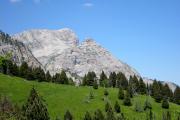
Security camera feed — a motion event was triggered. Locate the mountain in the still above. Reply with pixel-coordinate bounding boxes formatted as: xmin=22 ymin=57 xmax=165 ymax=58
xmin=13 ymin=28 xmax=140 ymax=80
xmin=0 ymin=31 xmax=41 ymax=67
xmin=11 ymin=28 xmax=178 ymax=89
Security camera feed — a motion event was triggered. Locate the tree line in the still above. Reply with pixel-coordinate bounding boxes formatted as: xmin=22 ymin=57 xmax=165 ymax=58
xmin=82 ymin=71 xmax=180 ymax=106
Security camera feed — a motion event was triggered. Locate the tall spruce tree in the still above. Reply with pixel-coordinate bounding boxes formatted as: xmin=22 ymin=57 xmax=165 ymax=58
xmin=64 ymin=110 xmax=73 ymax=120
xmin=114 ymin=101 xmax=121 ymax=113
xmin=162 ymin=97 xmax=169 ymax=109
xmin=109 ymin=72 xmax=116 ymax=87
xmin=60 ymin=70 xmax=69 ymax=84
xmin=118 ymin=87 xmax=124 ymax=100
xmin=106 ymin=106 xmax=116 ymax=120
xmin=45 ymin=71 xmax=52 ymax=82
xmin=93 ymin=109 xmax=105 ymax=120
xmin=19 ymin=62 xmax=28 ymax=78
xmin=123 ymin=91 xmax=132 ymax=106
xmin=22 ymin=87 xmax=49 ymax=120
xmin=173 ymin=86 xmax=180 ymax=105
xmin=83 ymin=111 xmax=92 ymax=120
xmin=99 ymin=71 xmax=107 ymax=87
xmin=139 ymin=78 xmax=146 ymax=94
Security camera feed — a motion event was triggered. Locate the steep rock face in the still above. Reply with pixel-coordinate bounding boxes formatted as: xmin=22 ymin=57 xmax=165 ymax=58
xmin=44 ymin=38 xmax=140 ymax=78
xmin=0 ymin=31 xmax=41 ymax=67
xmin=13 ymin=28 xmax=79 ymax=66
xmin=13 ymin=28 xmax=140 ymax=78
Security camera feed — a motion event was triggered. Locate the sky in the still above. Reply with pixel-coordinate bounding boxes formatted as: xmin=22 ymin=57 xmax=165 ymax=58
xmin=0 ymin=0 xmax=180 ymax=85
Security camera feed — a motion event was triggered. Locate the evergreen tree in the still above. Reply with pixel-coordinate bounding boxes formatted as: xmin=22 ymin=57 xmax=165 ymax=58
xmin=161 ymin=84 xmax=171 ymax=98
xmin=129 ymin=75 xmax=139 ymax=94
xmin=86 ymin=72 xmax=96 ymax=86
xmin=173 ymin=86 xmax=180 ymax=105
xmin=144 ymin=98 xmax=152 ymax=111
xmin=134 ymin=102 xmax=143 ymax=112
xmin=114 ymin=101 xmax=121 ymax=113
xmin=22 ymin=87 xmax=49 ymax=120
xmin=105 ymin=102 xmax=111 ymax=112
xmin=118 ymin=87 xmax=124 ymax=100
xmin=64 ymin=110 xmax=73 ymax=120
xmin=93 ymin=79 xmax=98 ymax=89
xmin=162 ymin=97 xmax=169 ymax=109
xmin=93 ymin=109 xmax=105 ymax=120
xmin=154 ymin=90 xmax=162 ymax=103
xmin=109 ymin=72 xmax=116 ymax=87
xmin=106 ymin=106 xmax=116 ymax=120
xmin=116 ymin=72 xmax=128 ymax=90
xmin=26 ymin=67 xmax=35 ymax=80
xmin=117 ymin=113 xmax=126 ymax=120
xmin=123 ymin=91 xmax=132 ymax=106
xmin=127 ymin=86 xmax=133 ymax=98
xmin=45 ymin=71 xmax=52 ymax=82
xmin=104 ymin=89 xmax=109 ymax=97
xmin=139 ymin=77 xmax=146 ymax=94
xmin=99 ymin=71 xmax=107 ymax=87
xmin=84 ymin=111 xmax=92 ymax=120
xmin=60 ymin=70 xmax=68 ymax=84
xmin=82 ymin=74 xmax=87 ymax=86
xmin=19 ymin=62 xmax=28 ymax=78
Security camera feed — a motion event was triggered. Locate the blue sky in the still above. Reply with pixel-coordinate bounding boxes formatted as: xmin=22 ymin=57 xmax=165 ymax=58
xmin=0 ymin=0 xmax=180 ymax=85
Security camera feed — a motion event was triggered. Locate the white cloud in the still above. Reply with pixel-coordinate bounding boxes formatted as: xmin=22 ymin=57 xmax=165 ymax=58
xmin=9 ymin=0 xmax=21 ymax=3
xmin=83 ymin=3 xmax=94 ymax=7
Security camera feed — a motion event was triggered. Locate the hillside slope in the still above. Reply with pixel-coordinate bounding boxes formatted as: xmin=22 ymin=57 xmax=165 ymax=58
xmin=0 ymin=74 xmax=179 ymax=119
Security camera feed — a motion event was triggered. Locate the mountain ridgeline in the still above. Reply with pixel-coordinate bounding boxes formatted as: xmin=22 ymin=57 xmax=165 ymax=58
xmin=0 ymin=28 xmax=178 ymax=89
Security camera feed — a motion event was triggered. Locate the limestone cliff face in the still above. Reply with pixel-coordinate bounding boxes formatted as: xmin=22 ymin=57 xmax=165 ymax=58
xmin=0 ymin=31 xmax=41 ymax=67
xmin=12 ymin=28 xmax=178 ymax=89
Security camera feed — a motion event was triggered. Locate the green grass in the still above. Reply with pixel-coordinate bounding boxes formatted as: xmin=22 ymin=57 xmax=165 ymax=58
xmin=0 ymin=73 xmax=179 ymax=120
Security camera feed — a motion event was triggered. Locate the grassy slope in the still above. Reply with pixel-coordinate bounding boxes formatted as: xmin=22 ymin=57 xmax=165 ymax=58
xmin=0 ymin=73 xmax=179 ymax=120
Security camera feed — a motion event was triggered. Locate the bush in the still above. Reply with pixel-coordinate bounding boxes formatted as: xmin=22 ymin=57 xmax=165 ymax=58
xmin=144 ymin=98 xmax=152 ymax=110
xmin=83 ymin=111 xmax=92 ymax=120
xmin=162 ymin=98 xmax=169 ymax=109
xmin=104 ymin=89 xmax=109 ymax=96
xmin=64 ymin=110 xmax=73 ymax=120
xmin=123 ymin=91 xmax=132 ymax=106
xmin=114 ymin=101 xmax=121 ymax=113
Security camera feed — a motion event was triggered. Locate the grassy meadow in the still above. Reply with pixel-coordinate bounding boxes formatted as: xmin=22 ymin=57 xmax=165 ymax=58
xmin=0 ymin=73 xmax=179 ymax=120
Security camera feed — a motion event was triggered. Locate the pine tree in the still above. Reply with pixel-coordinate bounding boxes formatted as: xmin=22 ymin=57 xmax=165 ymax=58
xmin=19 ymin=62 xmax=28 ymax=78
xmin=105 ymin=102 xmax=111 ymax=112
xmin=162 ymin=97 xmax=169 ymax=109
xmin=93 ymin=79 xmax=98 ymax=89
xmin=93 ymin=109 xmax=105 ymax=120
xmin=45 ymin=71 xmax=52 ymax=82
xmin=114 ymin=101 xmax=121 ymax=113
xmin=99 ymin=71 xmax=107 ymax=87
xmin=104 ymin=89 xmax=109 ymax=97
xmin=106 ymin=106 xmax=116 ymax=120
xmin=118 ymin=87 xmax=124 ymax=100
xmin=64 ymin=110 xmax=73 ymax=120
xmin=60 ymin=70 xmax=69 ymax=84
xmin=139 ymin=77 xmax=146 ymax=94
xmin=22 ymin=87 xmax=50 ymax=120
xmin=123 ymin=91 xmax=132 ymax=106
xmin=161 ymin=84 xmax=170 ymax=97
xmin=83 ymin=111 xmax=92 ymax=120
xmin=173 ymin=86 xmax=180 ymax=105
xmin=82 ymin=74 xmax=87 ymax=86
xmin=116 ymin=72 xmax=128 ymax=90
xmin=109 ymin=72 xmax=116 ymax=87
xmin=86 ymin=72 xmax=96 ymax=86
xmin=134 ymin=102 xmax=143 ymax=112
xmin=144 ymin=98 xmax=152 ymax=111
